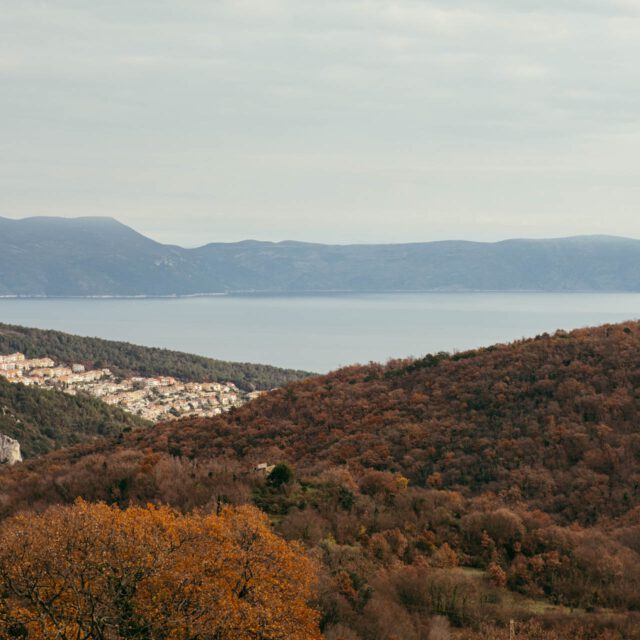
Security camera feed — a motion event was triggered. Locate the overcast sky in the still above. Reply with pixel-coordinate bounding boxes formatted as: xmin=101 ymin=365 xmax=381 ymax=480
xmin=2 ymin=1 xmax=640 ymax=245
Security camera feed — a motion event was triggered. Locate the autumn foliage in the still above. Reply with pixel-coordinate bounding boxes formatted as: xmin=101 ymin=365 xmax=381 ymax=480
xmin=0 ymin=500 xmax=321 ymax=640
xmin=5 ymin=322 xmax=640 ymax=637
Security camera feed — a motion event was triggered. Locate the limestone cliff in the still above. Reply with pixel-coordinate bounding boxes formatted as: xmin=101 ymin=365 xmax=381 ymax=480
xmin=0 ymin=433 xmax=22 ymax=465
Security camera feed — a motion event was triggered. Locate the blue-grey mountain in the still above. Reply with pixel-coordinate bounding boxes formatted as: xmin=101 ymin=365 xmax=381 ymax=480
xmin=2 ymin=216 xmax=640 ymax=296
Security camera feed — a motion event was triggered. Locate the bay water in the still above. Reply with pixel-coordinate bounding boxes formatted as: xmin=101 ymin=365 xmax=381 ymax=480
xmin=0 ymin=293 xmax=639 ymax=373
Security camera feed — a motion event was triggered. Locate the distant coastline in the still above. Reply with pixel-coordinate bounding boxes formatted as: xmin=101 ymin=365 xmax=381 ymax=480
xmin=4 ymin=216 xmax=640 ymax=297
xmin=2 ymin=289 xmax=640 ymax=300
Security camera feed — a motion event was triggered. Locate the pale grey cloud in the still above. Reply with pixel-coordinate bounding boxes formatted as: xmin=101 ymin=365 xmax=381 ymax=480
xmin=1 ymin=0 xmax=640 ymax=245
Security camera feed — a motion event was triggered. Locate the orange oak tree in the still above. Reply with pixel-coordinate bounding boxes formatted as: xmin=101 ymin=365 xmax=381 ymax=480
xmin=0 ymin=500 xmax=321 ymax=640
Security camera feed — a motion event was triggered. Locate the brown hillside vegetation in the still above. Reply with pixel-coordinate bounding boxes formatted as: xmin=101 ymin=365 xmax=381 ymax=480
xmin=3 ymin=321 xmax=640 ymax=638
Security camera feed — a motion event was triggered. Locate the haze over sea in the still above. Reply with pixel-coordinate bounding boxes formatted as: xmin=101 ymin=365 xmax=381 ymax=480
xmin=1 ymin=293 xmax=639 ymax=373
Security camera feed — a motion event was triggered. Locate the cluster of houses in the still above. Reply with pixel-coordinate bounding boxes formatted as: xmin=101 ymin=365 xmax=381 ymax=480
xmin=0 ymin=352 xmax=258 ymax=422
xmin=0 ymin=352 xmax=107 ymax=384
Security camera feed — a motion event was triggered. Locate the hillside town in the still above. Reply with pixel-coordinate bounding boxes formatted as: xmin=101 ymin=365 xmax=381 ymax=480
xmin=0 ymin=352 xmax=259 ymax=422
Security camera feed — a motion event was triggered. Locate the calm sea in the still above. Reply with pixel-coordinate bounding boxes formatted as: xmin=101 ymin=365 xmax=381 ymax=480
xmin=0 ymin=293 xmax=639 ymax=373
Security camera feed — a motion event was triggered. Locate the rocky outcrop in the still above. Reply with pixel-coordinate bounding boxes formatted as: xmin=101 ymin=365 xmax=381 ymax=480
xmin=0 ymin=433 xmax=22 ymax=465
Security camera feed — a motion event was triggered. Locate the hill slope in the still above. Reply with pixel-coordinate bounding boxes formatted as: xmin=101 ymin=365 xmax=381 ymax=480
xmin=137 ymin=320 xmax=640 ymax=523
xmin=3 ymin=216 xmax=640 ymax=294
xmin=3 ymin=322 xmax=640 ymax=638
xmin=0 ymin=216 xmax=193 ymax=296
xmin=0 ymin=376 xmax=146 ymax=457
xmin=0 ymin=323 xmax=311 ymax=390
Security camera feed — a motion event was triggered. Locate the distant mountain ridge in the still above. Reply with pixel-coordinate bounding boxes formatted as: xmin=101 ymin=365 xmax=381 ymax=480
xmin=2 ymin=215 xmax=640 ymax=295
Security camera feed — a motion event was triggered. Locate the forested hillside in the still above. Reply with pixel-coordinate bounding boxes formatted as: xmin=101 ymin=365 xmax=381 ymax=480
xmin=0 ymin=377 xmax=146 ymax=457
xmin=0 ymin=323 xmax=311 ymax=390
xmin=155 ymin=321 xmax=640 ymax=524
xmin=3 ymin=322 xmax=640 ymax=638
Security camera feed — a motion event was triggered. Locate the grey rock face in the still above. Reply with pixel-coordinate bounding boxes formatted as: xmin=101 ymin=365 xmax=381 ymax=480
xmin=0 ymin=433 xmax=22 ymax=465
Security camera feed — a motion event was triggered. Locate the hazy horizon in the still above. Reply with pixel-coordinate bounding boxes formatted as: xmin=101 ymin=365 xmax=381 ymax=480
xmin=3 ymin=2 xmax=640 ymax=246
xmin=3 ymin=213 xmax=640 ymax=247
